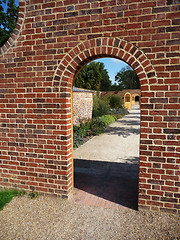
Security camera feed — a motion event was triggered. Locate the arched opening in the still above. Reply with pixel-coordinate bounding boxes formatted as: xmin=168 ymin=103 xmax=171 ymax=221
xmin=53 ymin=37 xmax=157 ymax=209
xmin=124 ymin=92 xmax=132 ymax=110
xmin=132 ymin=94 xmax=140 ymax=105
xmin=135 ymin=95 xmax=140 ymax=102
xmin=125 ymin=93 xmax=130 ymax=102
xmin=72 ymin=57 xmax=140 ymax=210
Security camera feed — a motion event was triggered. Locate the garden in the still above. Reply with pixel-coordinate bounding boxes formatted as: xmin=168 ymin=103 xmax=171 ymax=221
xmin=73 ymin=94 xmax=128 ymax=148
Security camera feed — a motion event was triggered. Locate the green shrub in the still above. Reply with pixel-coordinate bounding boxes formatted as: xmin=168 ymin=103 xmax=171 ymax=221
xmin=93 ymin=95 xmax=110 ymax=117
xmin=90 ymin=118 xmax=106 ymax=135
xmin=73 ymin=121 xmax=91 ymax=148
xmin=112 ymin=114 xmax=123 ymax=119
xmin=109 ymin=95 xmax=122 ymax=109
xmin=98 ymin=115 xmax=117 ymax=126
xmin=73 ymin=121 xmax=91 ymax=138
xmin=73 ymin=118 xmax=106 ymax=147
xmin=73 ymin=132 xmax=84 ymax=148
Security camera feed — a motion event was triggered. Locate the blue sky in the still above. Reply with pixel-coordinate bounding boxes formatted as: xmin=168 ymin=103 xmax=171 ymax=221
xmin=93 ymin=58 xmax=130 ymax=84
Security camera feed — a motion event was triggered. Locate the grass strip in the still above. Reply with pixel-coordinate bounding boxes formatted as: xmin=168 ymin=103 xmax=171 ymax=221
xmin=0 ymin=189 xmax=26 ymax=210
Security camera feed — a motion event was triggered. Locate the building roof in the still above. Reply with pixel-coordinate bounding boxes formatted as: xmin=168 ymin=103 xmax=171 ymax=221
xmin=73 ymin=86 xmax=94 ymax=93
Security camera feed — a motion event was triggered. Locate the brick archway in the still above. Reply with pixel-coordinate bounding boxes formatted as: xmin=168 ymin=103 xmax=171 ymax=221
xmin=53 ymin=37 xmax=157 ymax=88
xmin=0 ymin=0 xmax=179 ymax=214
xmin=52 ymin=36 xmax=158 ymax=208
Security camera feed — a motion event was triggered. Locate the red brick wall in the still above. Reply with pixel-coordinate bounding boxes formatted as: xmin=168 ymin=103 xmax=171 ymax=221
xmin=100 ymin=89 xmax=141 ymax=99
xmin=0 ymin=0 xmax=179 ymax=214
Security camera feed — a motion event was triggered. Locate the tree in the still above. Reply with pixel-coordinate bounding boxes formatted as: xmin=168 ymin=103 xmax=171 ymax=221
xmin=115 ymin=66 xmax=140 ymax=90
xmin=75 ymin=61 xmax=111 ymax=91
xmin=0 ymin=0 xmax=19 ymax=47
xmin=110 ymin=83 xmax=122 ymax=91
xmin=100 ymin=66 xmax=111 ymax=91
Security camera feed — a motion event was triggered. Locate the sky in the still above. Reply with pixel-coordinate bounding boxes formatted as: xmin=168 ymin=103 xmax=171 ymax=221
xmin=93 ymin=58 xmax=130 ymax=84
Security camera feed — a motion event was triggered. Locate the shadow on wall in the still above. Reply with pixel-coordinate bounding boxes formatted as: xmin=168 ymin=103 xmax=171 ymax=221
xmin=74 ymin=158 xmax=139 ymax=210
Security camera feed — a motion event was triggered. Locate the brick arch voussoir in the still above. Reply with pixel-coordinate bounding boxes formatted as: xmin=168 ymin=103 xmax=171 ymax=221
xmin=53 ymin=37 xmax=157 ymax=90
xmin=0 ymin=0 xmax=26 ymax=56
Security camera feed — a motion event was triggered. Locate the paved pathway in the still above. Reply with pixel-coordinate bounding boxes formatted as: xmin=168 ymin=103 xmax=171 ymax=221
xmin=71 ymin=105 xmax=140 ymax=210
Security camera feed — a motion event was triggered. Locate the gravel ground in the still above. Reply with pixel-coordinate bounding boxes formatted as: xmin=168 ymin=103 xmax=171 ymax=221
xmin=0 ymin=195 xmax=180 ymax=240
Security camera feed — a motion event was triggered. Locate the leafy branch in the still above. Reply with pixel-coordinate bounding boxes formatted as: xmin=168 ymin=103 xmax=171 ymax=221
xmin=0 ymin=0 xmax=19 ymax=47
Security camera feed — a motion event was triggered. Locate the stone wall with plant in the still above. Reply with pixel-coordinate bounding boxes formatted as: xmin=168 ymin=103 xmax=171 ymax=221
xmin=73 ymin=91 xmax=93 ymax=126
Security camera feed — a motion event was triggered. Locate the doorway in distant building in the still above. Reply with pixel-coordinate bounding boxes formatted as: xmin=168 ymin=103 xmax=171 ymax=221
xmin=135 ymin=95 xmax=140 ymax=103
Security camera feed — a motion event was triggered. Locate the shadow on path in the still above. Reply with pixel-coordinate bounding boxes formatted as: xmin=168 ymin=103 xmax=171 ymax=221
xmin=73 ymin=105 xmax=140 ymax=210
xmin=74 ymin=158 xmax=139 ymax=210
xmin=105 ymin=125 xmax=140 ymax=137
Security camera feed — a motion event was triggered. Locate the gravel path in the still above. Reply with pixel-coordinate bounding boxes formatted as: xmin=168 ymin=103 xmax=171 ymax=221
xmin=74 ymin=105 xmax=140 ymax=163
xmin=0 ymin=195 xmax=180 ymax=240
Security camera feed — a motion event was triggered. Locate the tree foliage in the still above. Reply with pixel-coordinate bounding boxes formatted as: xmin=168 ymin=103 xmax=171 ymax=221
xmin=100 ymin=67 xmax=111 ymax=91
xmin=115 ymin=66 xmax=140 ymax=90
xmin=0 ymin=0 xmax=19 ymax=47
xmin=75 ymin=61 xmax=111 ymax=91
